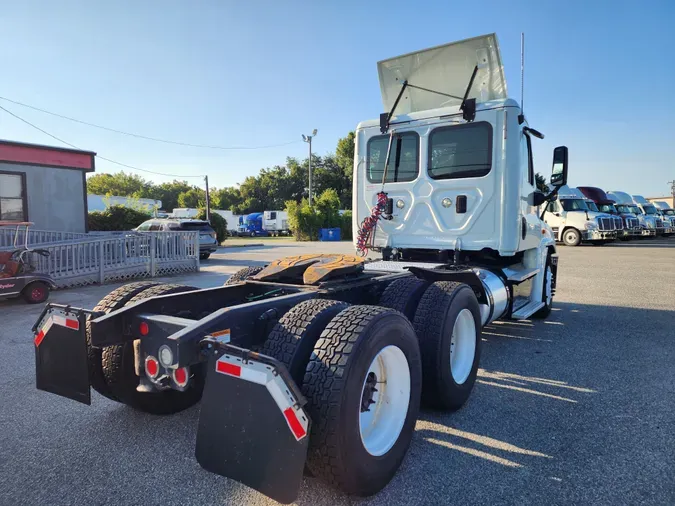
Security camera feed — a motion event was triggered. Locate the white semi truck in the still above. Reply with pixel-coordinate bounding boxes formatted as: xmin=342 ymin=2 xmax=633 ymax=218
xmin=607 ymin=191 xmax=657 ymax=237
xmin=541 ymin=186 xmax=618 ymax=246
xmin=653 ymin=201 xmax=675 ymax=234
xmin=33 ymin=34 xmax=569 ymax=504
xmin=632 ymin=195 xmax=669 ymax=236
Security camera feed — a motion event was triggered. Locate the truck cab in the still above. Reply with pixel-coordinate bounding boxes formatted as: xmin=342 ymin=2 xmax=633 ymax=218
xmin=607 ymin=191 xmax=656 ymax=238
xmin=578 ymin=186 xmax=638 ymax=241
xmin=352 ymin=33 xmax=571 ymax=320
xmin=541 ymin=186 xmax=617 ymax=246
xmin=632 ymin=195 xmax=668 ymax=236
xmin=237 ymin=212 xmax=266 ymax=237
xmin=653 ymin=201 xmax=675 ymax=233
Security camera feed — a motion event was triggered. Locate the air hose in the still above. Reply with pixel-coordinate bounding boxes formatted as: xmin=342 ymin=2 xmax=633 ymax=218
xmin=356 ymin=191 xmax=388 ymax=256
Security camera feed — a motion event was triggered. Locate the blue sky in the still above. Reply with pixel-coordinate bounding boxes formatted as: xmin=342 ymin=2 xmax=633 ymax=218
xmin=1 ymin=0 xmax=673 ymax=197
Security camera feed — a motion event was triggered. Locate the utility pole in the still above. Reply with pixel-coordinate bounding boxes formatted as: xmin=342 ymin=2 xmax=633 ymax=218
xmin=669 ymin=180 xmax=675 ymax=207
xmin=302 ymin=129 xmax=318 ymax=205
xmin=204 ymin=175 xmax=211 ymax=222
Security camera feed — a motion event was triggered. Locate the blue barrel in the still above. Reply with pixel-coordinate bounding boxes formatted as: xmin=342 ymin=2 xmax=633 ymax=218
xmin=319 ymin=228 xmax=341 ymax=241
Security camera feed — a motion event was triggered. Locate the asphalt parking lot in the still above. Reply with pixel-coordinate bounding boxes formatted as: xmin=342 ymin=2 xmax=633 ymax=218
xmin=1 ymin=239 xmax=674 ymax=506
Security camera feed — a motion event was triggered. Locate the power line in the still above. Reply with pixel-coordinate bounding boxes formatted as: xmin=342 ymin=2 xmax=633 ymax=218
xmin=0 ymin=96 xmax=302 ymax=150
xmin=0 ymin=104 xmax=203 ymax=178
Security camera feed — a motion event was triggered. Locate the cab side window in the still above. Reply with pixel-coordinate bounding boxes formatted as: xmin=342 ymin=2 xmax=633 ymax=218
xmin=547 ymin=201 xmax=560 ymax=213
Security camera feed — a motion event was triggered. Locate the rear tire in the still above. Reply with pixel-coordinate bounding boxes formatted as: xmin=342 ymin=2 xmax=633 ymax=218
xmin=200 ymin=252 xmax=211 ymax=260
xmin=22 ymin=281 xmax=50 ymax=304
xmin=224 ymin=265 xmax=265 ymax=285
xmin=101 ymin=283 xmax=204 ymax=415
xmin=378 ymin=276 xmax=430 ymax=321
xmin=261 ymin=299 xmax=349 ymax=385
xmin=87 ymin=281 xmax=161 ymax=401
xmin=302 ymin=305 xmax=422 ymax=496
xmin=562 ymin=228 xmax=581 ymax=246
xmin=413 ymin=282 xmax=482 ymax=411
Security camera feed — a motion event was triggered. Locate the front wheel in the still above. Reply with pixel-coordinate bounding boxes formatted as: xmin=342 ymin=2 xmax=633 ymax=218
xmin=562 ymin=228 xmax=581 ymax=247
xmin=200 ymin=252 xmax=211 ymax=260
xmin=533 ymin=253 xmax=554 ymax=318
xmin=303 ymin=306 xmax=422 ymax=496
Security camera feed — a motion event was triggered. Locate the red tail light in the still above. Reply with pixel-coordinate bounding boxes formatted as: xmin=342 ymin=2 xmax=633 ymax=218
xmin=145 ymin=356 xmax=159 ymax=378
xmin=173 ymin=367 xmax=189 ymax=387
xmin=139 ymin=322 xmax=150 ymax=336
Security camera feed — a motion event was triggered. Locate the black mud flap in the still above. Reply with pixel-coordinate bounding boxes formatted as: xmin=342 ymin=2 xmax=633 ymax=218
xmin=195 ymin=344 xmax=310 ymax=504
xmin=34 ymin=306 xmax=91 ymax=405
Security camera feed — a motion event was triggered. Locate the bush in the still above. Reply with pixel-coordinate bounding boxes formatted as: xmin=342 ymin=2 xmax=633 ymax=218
xmin=88 ymin=205 xmax=150 ymax=231
xmin=340 ymin=210 xmax=353 ymax=241
xmin=196 ymin=209 xmax=227 ymax=243
xmin=286 ymin=188 xmax=346 ymax=241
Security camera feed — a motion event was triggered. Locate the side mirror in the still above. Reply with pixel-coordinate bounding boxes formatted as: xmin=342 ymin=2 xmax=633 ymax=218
xmin=550 ymin=146 xmax=568 ymax=188
xmin=531 ymin=191 xmax=547 ymax=207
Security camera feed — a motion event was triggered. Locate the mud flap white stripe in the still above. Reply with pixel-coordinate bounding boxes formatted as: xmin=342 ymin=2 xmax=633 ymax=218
xmin=215 ymin=355 xmax=309 ymax=440
xmin=35 ymin=313 xmax=80 ymax=347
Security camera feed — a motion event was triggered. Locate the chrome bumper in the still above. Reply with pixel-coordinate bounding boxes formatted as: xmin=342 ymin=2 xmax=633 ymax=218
xmin=583 ymin=230 xmax=617 ymax=241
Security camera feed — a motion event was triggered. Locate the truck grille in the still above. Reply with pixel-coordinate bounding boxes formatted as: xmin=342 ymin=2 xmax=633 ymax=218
xmin=598 ymin=217 xmax=612 ymax=231
xmin=656 ymin=218 xmax=664 ymax=228
xmin=670 ymin=218 xmax=675 ymax=227
xmin=626 ymin=217 xmax=639 ymax=229
xmin=612 ymin=217 xmax=623 ymax=230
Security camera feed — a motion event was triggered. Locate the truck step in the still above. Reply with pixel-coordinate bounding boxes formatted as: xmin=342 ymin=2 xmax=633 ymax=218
xmin=511 ymin=300 xmax=545 ymax=320
xmin=364 ymin=260 xmax=445 ymax=272
xmin=502 ymin=265 xmax=538 ymax=282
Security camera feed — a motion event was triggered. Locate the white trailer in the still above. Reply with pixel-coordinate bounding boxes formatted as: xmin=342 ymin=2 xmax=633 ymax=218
xmin=263 ymin=210 xmax=289 ymax=236
xmin=171 ymin=208 xmax=199 ymax=219
xmin=212 ymin=210 xmax=242 ymax=235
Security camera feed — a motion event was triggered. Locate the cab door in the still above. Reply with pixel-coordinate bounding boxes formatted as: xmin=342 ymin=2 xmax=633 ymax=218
xmin=519 ymin=131 xmax=543 ymax=250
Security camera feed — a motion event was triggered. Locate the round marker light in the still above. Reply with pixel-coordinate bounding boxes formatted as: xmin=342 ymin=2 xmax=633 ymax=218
xmin=442 ymin=198 xmax=452 ymax=208
xmin=396 ymin=199 xmax=405 ymax=209
xmin=145 ymin=356 xmax=159 ymax=379
xmin=139 ymin=322 xmax=149 ymax=336
xmin=158 ymin=345 xmax=174 ymax=367
xmin=173 ymin=367 xmax=189 ymax=387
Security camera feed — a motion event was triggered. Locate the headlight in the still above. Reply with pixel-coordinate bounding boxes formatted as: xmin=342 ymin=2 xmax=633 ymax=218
xmin=584 ymin=221 xmax=598 ymax=230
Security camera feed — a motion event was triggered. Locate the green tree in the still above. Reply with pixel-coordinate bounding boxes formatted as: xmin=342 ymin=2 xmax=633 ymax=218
xmin=535 ymin=173 xmax=550 ymax=193
xmin=144 ymin=180 xmax=195 ymax=211
xmin=211 ymin=186 xmax=243 ymax=210
xmin=177 ymin=187 xmax=206 ymax=208
xmin=86 ymin=171 xmax=151 ymax=197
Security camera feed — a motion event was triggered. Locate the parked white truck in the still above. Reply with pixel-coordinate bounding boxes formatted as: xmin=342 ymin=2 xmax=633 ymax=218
xmin=607 ymin=191 xmax=656 ymax=237
xmin=653 ymin=201 xmax=675 ymax=234
xmin=632 ymin=195 xmax=669 ymax=236
xmin=33 ymin=33 xmax=570 ymax=504
xmin=541 ymin=186 xmax=618 ymax=246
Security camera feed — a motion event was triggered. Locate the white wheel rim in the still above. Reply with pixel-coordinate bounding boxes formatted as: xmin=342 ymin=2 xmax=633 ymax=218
xmin=565 ymin=231 xmax=576 ymax=243
xmin=450 ymin=309 xmax=476 ymax=385
xmin=544 ymin=266 xmax=553 ymax=306
xmin=359 ymin=345 xmax=411 ymax=457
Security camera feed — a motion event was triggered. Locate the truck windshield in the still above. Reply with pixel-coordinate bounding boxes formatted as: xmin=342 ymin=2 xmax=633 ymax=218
xmin=663 ymin=209 xmax=675 ymax=216
xmin=642 ymin=205 xmax=658 ymax=215
xmin=598 ymin=203 xmax=618 ymax=214
xmin=561 ymin=199 xmax=589 ymax=211
xmin=586 ymin=202 xmax=599 ymax=212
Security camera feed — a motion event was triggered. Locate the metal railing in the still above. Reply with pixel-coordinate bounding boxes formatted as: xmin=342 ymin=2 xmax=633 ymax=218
xmin=0 ymin=227 xmax=200 ymax=288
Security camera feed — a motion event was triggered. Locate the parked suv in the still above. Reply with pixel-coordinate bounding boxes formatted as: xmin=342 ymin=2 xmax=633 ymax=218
xmin=135 ymin=219 xmax=218 ymax=259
